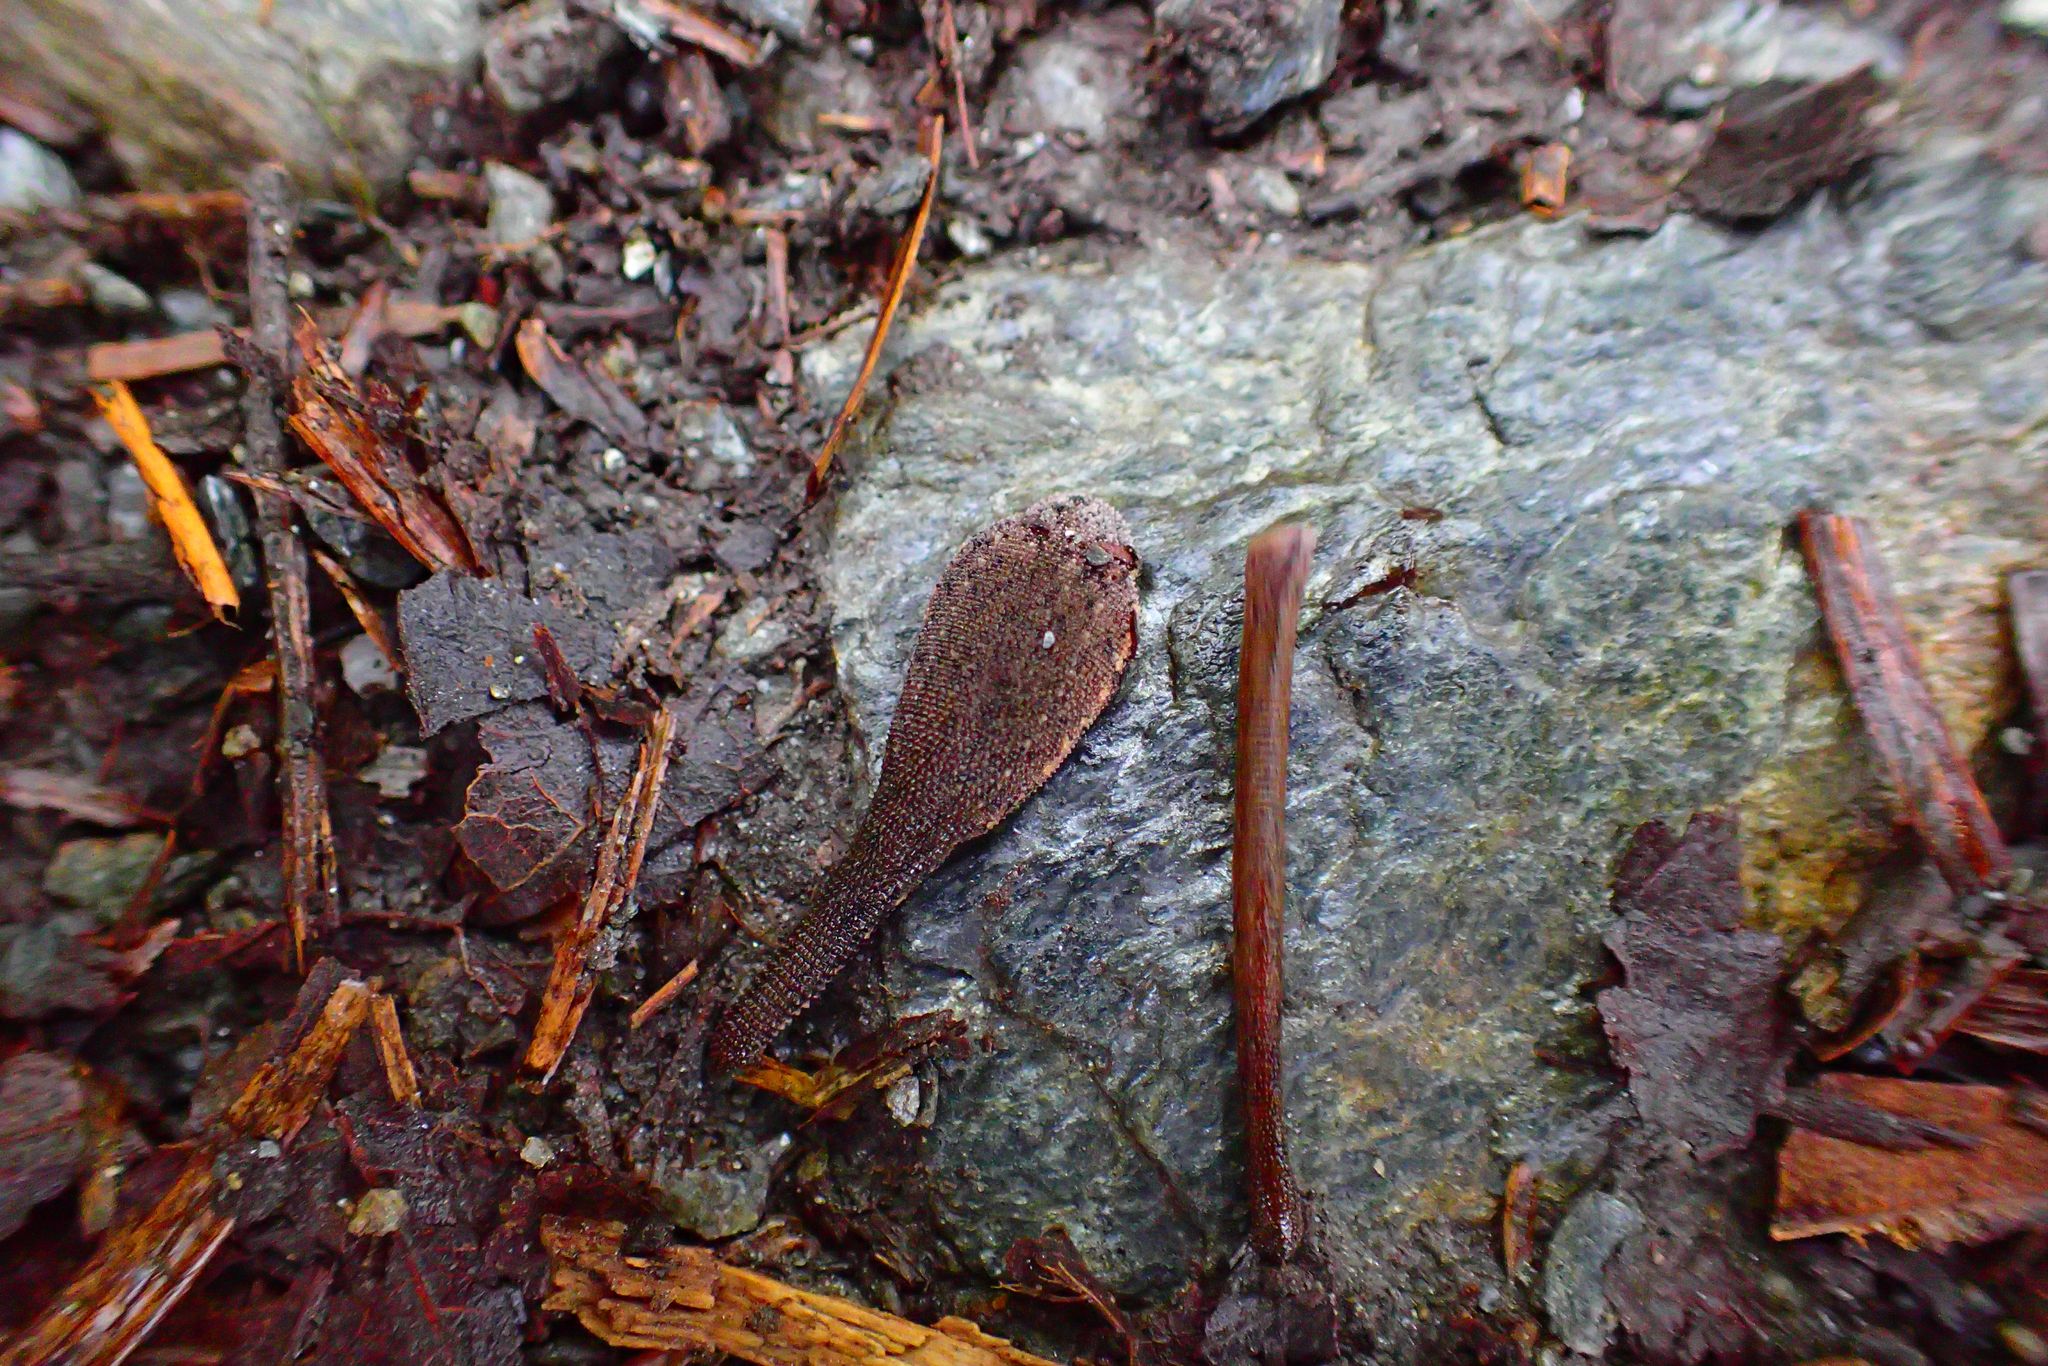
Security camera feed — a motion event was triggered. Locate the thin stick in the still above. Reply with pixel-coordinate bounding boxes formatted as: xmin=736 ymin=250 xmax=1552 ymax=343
xmin=369 ymin=992 xmax=422 ymax=1107
xmin=525 ymin=705 xmax=679 ymax=1083
xmin=805 ymin=116 xmax=944 ymax=503
xmin=630 ymin=957 xmax=700 ymax=1029
xmin=240 ymin=163 xmax=336 ymax=973
xmin=1797 ymin=511 xmax=2011 ymax=896
xmin=1232 ymin=522 xmax=1315 ymax=1264
xmin=93 ymin=381 xmax=241 ymax=622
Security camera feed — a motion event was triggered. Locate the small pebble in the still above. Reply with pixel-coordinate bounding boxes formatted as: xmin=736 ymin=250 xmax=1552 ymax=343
xmin=347 ymin=1187 xmax=407 ymax=1237
xmin=1041 ymin=630 xmax=1056 ymax=649
xmin=521 ymin=1135 xmax=557 ymax=1168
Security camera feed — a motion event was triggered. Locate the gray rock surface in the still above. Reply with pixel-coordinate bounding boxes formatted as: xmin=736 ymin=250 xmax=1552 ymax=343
xmin=802 ymin=142 xmax=2048 ymax=1310
xmin=1154 ymin=0 xmax=1341 ymax=131
xmin=0 ymin=0 xmax=479 ymax=194
xmin=0 ymin=129 xmax=78 ymax=211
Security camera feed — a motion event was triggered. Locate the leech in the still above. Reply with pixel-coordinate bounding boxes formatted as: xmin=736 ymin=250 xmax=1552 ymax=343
xmin=707 ymin=495 xmax=1141 ymax=1074
xmin=1233 ymin=522 xmax=1316 ymax=1265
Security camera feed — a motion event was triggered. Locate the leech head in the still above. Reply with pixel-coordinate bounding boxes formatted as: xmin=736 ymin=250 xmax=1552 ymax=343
xmin=706 ymin=495 xmax=1140 ymax=1075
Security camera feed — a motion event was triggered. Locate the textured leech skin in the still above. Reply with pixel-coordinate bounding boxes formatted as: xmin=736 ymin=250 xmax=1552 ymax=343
xmin=707 ymin=495 xmax=1141 ymax=1074
xmin=1233 ymin=523 xmax=1315 ymax=1265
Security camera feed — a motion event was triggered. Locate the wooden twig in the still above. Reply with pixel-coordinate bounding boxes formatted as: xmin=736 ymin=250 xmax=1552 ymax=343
xmin=93 ymin=381 xmax=241 ymax=623
xmin=543 ymin=1216 xmax=1065 ymax=1366
xmin=629 ymin=957 xmax=700 ymax=1029
xmin=239 ymin=163 xmax=336 ymax=973
xmin=804 ymin=116 xmax=944 ymax=503
xmin=524 ymin=705 xmax=679 ymax=1083
xmin=369 ymin=992 xmax=422 ymax=1107
xmin=1 ymin=966 xmax=372 ymax=1366
xmin=1798 ymin=512 xmax=2012 ymax=895
xmin=1232 ymin=523 xmax=1315 ymax=1265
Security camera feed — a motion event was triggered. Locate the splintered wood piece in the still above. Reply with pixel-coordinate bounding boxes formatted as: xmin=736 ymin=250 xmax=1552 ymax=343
xmin=1954 ymin=968 xmax=2048 ymax=1053
xmin=805 ymin=116 xmax=944 ymax=503
xmin=0 ymin=766 xmax=168 ymax=827
xmin=524 ymin=705 xmax=679 ymax=1084
xmin=93 ymin=381 xmax=241 ymax=622
xmin=310 ymin=546 xmax=401 ymax=672
xmin=706 ymin=497 xmax=1139 ymax=1072
xmin=733 ymin=1012 xmax=964 ymax=1119
xmin=1233 ymin=523 xmax=1316 ymax=1265
xmin=542 ymin=1217 xmax=1065 ymax=1366
xmin=1 ymin=968 xmax=372 ymax=1366
xmin=288 ymin=318 xmax=483 ymax=575
xmin=1772 ymin=1073 xmax=2048 ymax=1245
xmin=1797 ymin=511 xmax=2011 ymax=895
xmin=87 ymin=330 xmax=232 ymax=383
xmin=369 ymin=992 xmax=422 ymax=1107
xmin=85 ymin=301 xmax=468 ymax=383
xmin=239 ymin=164 xmax=335 ymax=973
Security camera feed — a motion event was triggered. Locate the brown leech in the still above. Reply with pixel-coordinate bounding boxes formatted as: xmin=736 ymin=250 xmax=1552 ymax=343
xmin=707 ymin=496 xmax=1140 ymax=1073
xmin=1233 ymin=522 xmax=1316 ymax=1264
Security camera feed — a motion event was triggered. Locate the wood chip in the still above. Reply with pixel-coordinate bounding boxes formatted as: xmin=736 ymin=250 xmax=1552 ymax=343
xmin=1 ymin=968 xmax=372 ymax=1366
xmin=92 ymin=380 xmax=241 ymax=623
xmin=1772 ymin=1073 xmax=2048 ymax=1245
xmin=543 ymin=1216 xmax=1065 ymax=1366
xmin=806 ymin=116 xmax=944 ymax=503
xmin=514 ymin=316 xmax=651 ymax=447
xmin=633 ymin=0 xmax=763 ymax=66
xmin=524 ymin=705 xmax=679 ymax=1083
xmin=369 ymin=992 xmax=422 ymax=1107
xmin=0 ymin=767 xmax=169 ymax=827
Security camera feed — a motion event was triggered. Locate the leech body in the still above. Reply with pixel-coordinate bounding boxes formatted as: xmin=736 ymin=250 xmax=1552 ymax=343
xmin=707 ymin=496 xmax=1140 ymax=1074
xmin=1233 ymin=523 xmax=1315 ymax=1265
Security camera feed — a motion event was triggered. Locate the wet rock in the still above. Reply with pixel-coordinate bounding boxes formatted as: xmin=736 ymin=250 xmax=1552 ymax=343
xmin=1155 ymin=0 xmax=1341 ymax=132
xmin=803 ymin=143 xmax=2048 ymax=1314
xmin=0 ymin=128 xmax=78 ymax=211
xmin=649 ymin=1133 xmax=791 ymax=1239
xmin=42 ymin=833 xmax=207 ymax=923
xmin=483 ymin=0 xmax=627 ymax=114
xmin=713 ymin=0 xmax=815 ymax=39
xmin=990 ymin=9 xmax=1149 ymax=147
xmin=0 ymin=0 xmax=480 ymax=195
xmin=752 ymin=48 xmax=882 ymax=153
xmin=1543 ymin=1192 xmax=1642 ymax=1354
xmin=485 ymin=161 xmax=555 ymax=246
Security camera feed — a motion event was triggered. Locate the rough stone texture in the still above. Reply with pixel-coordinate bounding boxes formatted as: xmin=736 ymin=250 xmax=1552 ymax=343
xmin=1154 ymin=0 xmax=1341 ymax=131
xmin=804 ymin=142 xmax=2048 ymax=1310
xmin=0 ymin=0 xmax=480 ymax=195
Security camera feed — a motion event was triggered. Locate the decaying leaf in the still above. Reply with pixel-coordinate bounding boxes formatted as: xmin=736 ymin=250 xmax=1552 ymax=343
xmin=542 ymin=1215 xmax=1064 ymax=1366
xmin=515 ymin=317 xmax=650 ymax=447
xmin=1004 ymin=1228 xmax=1147 ymax=1366
xmin=1773 ymin=1073 xmax=2048 ymax=1245
xmin=457 ymin=698 xmax=765 ymax=922
xmin=1598 ymin=812 xmax=1792 ymax=1158
xmin=287 ymin=317 xmax=483 ymax=576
